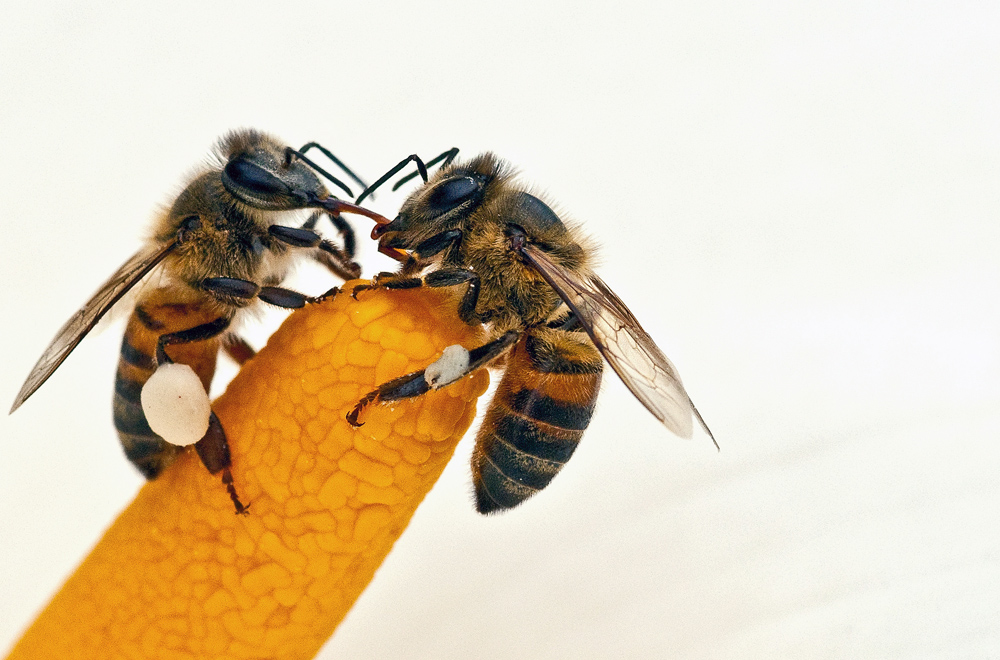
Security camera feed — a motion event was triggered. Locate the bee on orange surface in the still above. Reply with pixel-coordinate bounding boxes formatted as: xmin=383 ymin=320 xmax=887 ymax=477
xmin=11 ymin=129 xmax=389 ymax=512
xmin=347 ymin=152 xmax=715 ymax=514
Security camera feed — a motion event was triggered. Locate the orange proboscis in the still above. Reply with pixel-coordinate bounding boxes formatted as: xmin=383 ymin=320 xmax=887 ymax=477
xmin=7 ymin=282 xmax=488 ymax=660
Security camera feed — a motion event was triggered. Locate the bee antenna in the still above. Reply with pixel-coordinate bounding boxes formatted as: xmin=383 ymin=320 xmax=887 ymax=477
xmin=391 ymin=148 xmax=460 ymax=191
xmin=295 ymin=142 xmax=371 ymax=193
xmin=356 ymin=154 xmax=430 ymax=206
xmin=284 ymin=148 xmax=355 ymax=199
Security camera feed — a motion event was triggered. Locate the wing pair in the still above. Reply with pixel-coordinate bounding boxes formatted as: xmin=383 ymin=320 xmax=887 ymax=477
xmin=10 ymin=241 xmax=178 ymax=413
xmin=521 ymin=245 xmax=716 ymax=447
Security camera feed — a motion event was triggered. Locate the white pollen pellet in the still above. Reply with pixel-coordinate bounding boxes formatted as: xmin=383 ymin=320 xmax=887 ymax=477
xmin=140 ymin=363 xmax=212 ymax=447
xmin=424 ymin=344 xmax=471 ymax=389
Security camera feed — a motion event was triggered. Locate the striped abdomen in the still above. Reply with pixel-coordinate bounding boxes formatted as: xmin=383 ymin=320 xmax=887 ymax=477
xmin=113 ymin=288 xmax=222 ymax=479
xmin=471 ymin=327 xmax=603 ymax=513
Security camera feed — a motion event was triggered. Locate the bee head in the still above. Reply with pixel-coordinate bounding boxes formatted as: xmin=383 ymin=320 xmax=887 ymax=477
xmin=375 ymin=154 xmax=505 ymax=250
xmin=217 ymin=129 xmax=329 ymax=212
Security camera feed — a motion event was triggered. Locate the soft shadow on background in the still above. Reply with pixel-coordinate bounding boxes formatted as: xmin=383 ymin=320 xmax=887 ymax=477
xmin=1 ymin=2 xmax=997 ymax=658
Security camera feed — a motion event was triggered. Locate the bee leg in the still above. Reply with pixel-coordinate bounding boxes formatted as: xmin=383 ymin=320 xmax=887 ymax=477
xmin=350 ymin=276 xmax=423 ymax=299
xmin=300 ymin=212 xmax=321 ymax=230
xmin=331 ymin=214 xmax=356 ymax=258
xmin=155 ymin=317 xmax=232 ymax=366
xmin=424 ymin=269 xmax=480 ymax=324
xmin=153 ymin=317 xmax=249 ymax=513
xmin=313 ymin=247 xmax=361 ymax=281
xmin=200 ymin=276 xmax=328 ymax=310
xmin=301 ymin=210 xmax=358 ymax=260
xmin=348 ymin=330 xmax=518 ymax=427
xmin=269 ymin=223 xmax=361 ymax=280
xmin=350 ymin=265 xmax=480 ymax=324
xmin=223 ymin=335 xmax=256 ymax=366
xmin=194 ymin=412 xmax=249 ymax=514
xmin=323 ymin=213 xmax=357 ymax=258
xmin=397 ymin=253 xmax=423 ymax=276
xmin=346 ymin=371 xmax=427 ymax=427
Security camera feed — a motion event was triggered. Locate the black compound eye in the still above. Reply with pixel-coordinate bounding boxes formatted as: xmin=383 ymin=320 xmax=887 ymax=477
xmin=427 ymin=176 xmax=482 ymax=212
xmin=513 ymin=192 xmax=565 ymax=231
xmin=224 ymin=157 xmax=289 ymax=197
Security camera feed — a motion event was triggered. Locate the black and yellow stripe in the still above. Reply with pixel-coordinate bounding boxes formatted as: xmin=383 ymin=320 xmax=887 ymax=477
xmin=471 ymin=328 xmax=603 ymax=513
xmin=112 ymin=290 xmax=222 ymax=479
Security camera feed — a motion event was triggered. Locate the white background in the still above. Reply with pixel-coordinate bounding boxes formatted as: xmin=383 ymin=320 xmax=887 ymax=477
xmin=1 ymin=2 xmax=998 ymax=658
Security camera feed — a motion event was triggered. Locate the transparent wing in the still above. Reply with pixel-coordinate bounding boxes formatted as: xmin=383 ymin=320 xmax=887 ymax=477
xmin=10 ymin=241 xmax=177 ymax=412
xmin=522 ymin=244 xmax=714 ymax=444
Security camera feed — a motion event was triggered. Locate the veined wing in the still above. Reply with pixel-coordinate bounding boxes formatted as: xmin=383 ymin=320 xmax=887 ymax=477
xmin=521 ymin=244 xmax=715 ymax=445
xmin=10 ymin=241 xmax=178 ymax=413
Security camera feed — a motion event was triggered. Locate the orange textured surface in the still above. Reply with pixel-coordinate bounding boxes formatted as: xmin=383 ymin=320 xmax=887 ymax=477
xmin=7 ymin=283 xmax=488 ymax=660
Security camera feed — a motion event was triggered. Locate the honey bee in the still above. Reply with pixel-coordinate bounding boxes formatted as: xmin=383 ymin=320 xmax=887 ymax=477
xmin=10 ymin=129 xmax=389 ymax=512
xmin=347 ymin=152 xmax=715 ymax=514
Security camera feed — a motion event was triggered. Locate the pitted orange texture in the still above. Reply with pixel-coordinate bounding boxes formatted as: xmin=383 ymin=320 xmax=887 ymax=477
xmin=8 ymin=283 xmax=488 ymax=660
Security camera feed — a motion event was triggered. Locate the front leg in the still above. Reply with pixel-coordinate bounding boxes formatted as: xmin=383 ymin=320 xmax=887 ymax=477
xmin=270 ymin=222 xmax=360 ymax=280
xmin=200 ymin=275 xmax=333 ymax=311
xmin=365 ymin=225 xmax=466 ymax=278
xmin=352 ymin=267 xmax=481 ymax=325
xmin=348 ymin=331 xmax=518 ymax=427
xmin=300 ymin=211 xmax=357 ymax=259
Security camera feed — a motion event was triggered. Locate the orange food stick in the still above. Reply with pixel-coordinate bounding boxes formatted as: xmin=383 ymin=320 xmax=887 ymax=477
xmin=7 ymin=283 xmax=489 ymax=660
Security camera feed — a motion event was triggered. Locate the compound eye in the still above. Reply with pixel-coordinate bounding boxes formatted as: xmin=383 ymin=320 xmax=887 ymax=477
xmin=427 ymin=176 xmax=481 ymax=212
xmin=513 ymin=192 xmax=565 ymax=231
xmin=224 ymin=157 xmax=289 ymax=197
